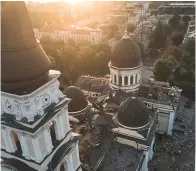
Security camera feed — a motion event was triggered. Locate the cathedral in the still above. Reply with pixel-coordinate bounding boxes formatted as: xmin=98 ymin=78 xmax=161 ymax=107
xmin=1 ymin=2 xmax=81 ymax=171
xmin=1 ymin=2 xmax=182 ymax=171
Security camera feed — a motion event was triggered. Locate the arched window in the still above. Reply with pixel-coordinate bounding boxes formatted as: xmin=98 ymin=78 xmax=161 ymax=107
xmin=119 ymin=76 xmax=122 ymax=85
xmin=130 ymin=76 xmax=133 ymax=84
xmin=60 ymin=160 xmax=68 ymax=171
xmin=49 ymin=121 xmax=57 ymax=146
xmin=11 ymin=131 xmax=22 ymax=153
xmin=135 ymin=74 xmax=138 ymax=83
xmin=114 ymin=75 xmax=117 ymax=84
xmin=124 ymin=76 xmax=128 ymax=85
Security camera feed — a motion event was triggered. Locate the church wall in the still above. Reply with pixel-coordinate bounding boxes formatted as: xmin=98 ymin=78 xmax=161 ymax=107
xmin=38 ymin=133 xmax=47 ymax=158
xmin=1 ymin=102 xmax=72 ymax=164
xmin=1 ymin=77 xmax=62 ymax=122
xmin=167 ymin=112 xmax=175 ymax=135
xmin=55 ymin=142 xmax=81 ymax=171
xmin=1 ymin=131 xmax=73 ymax=171
xmin=1 ymin=130 xmax=6 ymax=150
xmin=109 ymin=63 xmax=142 ymax=92
xmin=115 ymin=137 xmax=148 ymax=150
xmin=142 ymin=101 xmax=177 ymax=135
xmin=26 ymin=137 xmax=36 ymax=159
xmin=71 ymin=142 xmax=81 ymax=170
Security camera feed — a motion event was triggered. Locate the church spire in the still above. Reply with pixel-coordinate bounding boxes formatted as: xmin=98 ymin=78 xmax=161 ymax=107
xmin=2 ymin=1 xmax=51 ymax=94
xmin=122 ymin=30 xmax=130 ymax=39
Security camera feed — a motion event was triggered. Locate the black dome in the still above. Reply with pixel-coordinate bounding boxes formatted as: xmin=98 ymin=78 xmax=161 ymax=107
xmin=117 ymin=97 xmax=149 ymax=128
xmin=111 ymin=34 xmax=141 ymax=68
xmin=1 ymin=2 xmax=51 ymax=94
xmin=64 ymin=86 xmax=88 ymax=113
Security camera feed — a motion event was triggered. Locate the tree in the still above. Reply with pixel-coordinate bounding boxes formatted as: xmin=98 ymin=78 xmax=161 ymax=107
xmin=181 ymin=38 xmax=195 ymax=57
xmin=168 ymin=14 xmax=181 ymax=30
xmin=153 ymin=57 xmax=172 ymax=81
xmin=176 ymin=23 xmax=188 ymax=33
xmin=148 ymin=21 xmax=166 ymax=53
xmin=136 ymin=41 xmax=145 ymax=60
xmin=127 ymin=23 xmax=136 ymax=33
xmin=163 ymin=45 xmax=182 ymax=61
xmin=162 ymin=24 xmax=173 ymax=37
xmin=182 ymin=15 xmax=191 ymax=24
xmin=170 ymin=32 xmax=184 ymax=46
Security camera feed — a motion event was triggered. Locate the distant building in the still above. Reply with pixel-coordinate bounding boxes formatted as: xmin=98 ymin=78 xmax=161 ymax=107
xmin=158 ymin=3 xmax=195 ymax=16
xmin=34 ymin=26 xmax=103 ymax=44
xmin=183 ymin=20 xmax=195 ymax=43
xmin=134 ymin=2 xmax=149 ymax=15
xmin=74 ymin=75 xmax=110 ymax=99
xmin=133 ymin=18 xmax=157 ymax=51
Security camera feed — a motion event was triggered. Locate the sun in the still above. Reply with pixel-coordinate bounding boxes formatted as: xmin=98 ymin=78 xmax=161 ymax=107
xmin=26 ymin=0 xmax=84 ymax=4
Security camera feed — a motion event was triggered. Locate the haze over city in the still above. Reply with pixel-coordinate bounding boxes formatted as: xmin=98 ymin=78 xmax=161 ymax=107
xmin=1 ymin=1 xmax=195 ymax=171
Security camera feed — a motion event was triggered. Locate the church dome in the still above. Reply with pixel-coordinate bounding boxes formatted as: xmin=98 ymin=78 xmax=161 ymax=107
xmin=1 ymin=2 xmax=51 ymax=94
xmin=64 ymin=86 xmax=88 ymax=113
xmin=117 ymin=97 xmax=149 ymax=128
xmin=111 ymin=32 xmax=142 ymax=68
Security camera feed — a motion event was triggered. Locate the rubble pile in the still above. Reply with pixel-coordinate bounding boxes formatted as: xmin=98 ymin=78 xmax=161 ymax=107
xmin=89 ymin=125 xmax=109 ymax=147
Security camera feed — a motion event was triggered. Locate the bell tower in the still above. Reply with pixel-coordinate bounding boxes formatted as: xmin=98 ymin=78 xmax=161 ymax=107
xmin=1 ymin=2 xmax=82 ymax=171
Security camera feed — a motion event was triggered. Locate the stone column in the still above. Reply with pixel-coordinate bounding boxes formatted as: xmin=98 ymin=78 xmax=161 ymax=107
xmin=75 ymin=143 xmax=81 ymax=166
xmin=20 ymin=135 xmax=30 ymax=159
xmin=57 ymin=114 xmax=65 ymax=139
xmin=1 ymin=130 xmax=9 ymax=151
xmin=64 ymin=106 xmax=70 ymax=130
xmin=133 ymin=74 xmax=135 ymax=84
xmin=128 ymin=75 xmax=131 ymax=85
xmin=122 ymin=76 xmax=125 ymax=86
xmin=116 ymin=74 xmax=119 ymax=85
xmin=53 ymin=117 xmax=61 ymax=141
xmin=5 ymin=130 xmax=17 ymax=153
xmin=62 ymin=110 xmax=69 ymax=134
xmin=44 ymin=129 xmax=53 ymax=153
xmin=68 ymin=153 xmax=74 ymax=171
xmin=32 ymin=138 xmax=42 ymax=162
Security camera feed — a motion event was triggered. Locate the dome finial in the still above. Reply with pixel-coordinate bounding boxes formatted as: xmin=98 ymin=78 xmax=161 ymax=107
xmin=122 ymin=30 xmax=130 ymax=39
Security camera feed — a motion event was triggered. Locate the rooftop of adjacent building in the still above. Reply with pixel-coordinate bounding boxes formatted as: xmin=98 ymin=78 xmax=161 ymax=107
xmin=72 ymin=112 xmax=148 ymax=171
xmin=74 ymin=75 xmax=181 ymax=107
xmin=74 ymin=75 xmax=110 ymax=94
xmin=97 ymin=142 xmax=144 ymax=171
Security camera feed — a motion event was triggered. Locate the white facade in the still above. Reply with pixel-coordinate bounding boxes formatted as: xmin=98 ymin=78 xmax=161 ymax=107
xmin=112 ymin=121 xmax=156 ymax=171
xmin=1 ymin=71 xmax=81 ymax=171
xmin=141 ymin=96 xmax=180 ymax=136
xmin=34 ymin=28 xmax=102 ymax=44
xmin=109 ymin=61 xmax=142 ymax=92
xmin=183 ymin=21 xmax=195 ymax=43
xmin=1 ymin=73 xmax=62 ymax=122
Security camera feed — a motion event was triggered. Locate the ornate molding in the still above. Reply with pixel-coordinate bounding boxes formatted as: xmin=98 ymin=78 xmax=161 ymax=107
xmin=1 ymin=79 xmax=61 ymax=122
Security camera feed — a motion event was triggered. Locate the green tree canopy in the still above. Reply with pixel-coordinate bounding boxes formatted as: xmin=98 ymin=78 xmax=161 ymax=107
xmin=148 ymin=21 xmax=166 ymax=53
xmin=170 ymin=32 xmax=184 ymax=46
xmin=127 ymin=23 xmax=136 ymax=33
xmin=182 ymin=15 xmax=191 ymax=23
xmin=153 ymin=57 xmax=172 ymax=82
xmin=163 ymin=45 xmax=182 ymax=61
xmin=181 ymin=38 xmax=195 ymax=57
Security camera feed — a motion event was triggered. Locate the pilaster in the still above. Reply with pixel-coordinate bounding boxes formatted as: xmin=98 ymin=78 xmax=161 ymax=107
xmin=20 ymin=135 xmax=30 ymax=159
xmin=32 ymin=138 xmax=42 ymax=162
xmin=57 ymin=114 xmax=65 ymax=139
xmin=6 ymin=130 xmax=17 ymax=153
xmin=128 ymin=75 xmax=130 ymax=85
xmin=44 ymin=129 xmax=53 ymax=153
xmin=122 ymin=76 xmax=125 ymax=86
